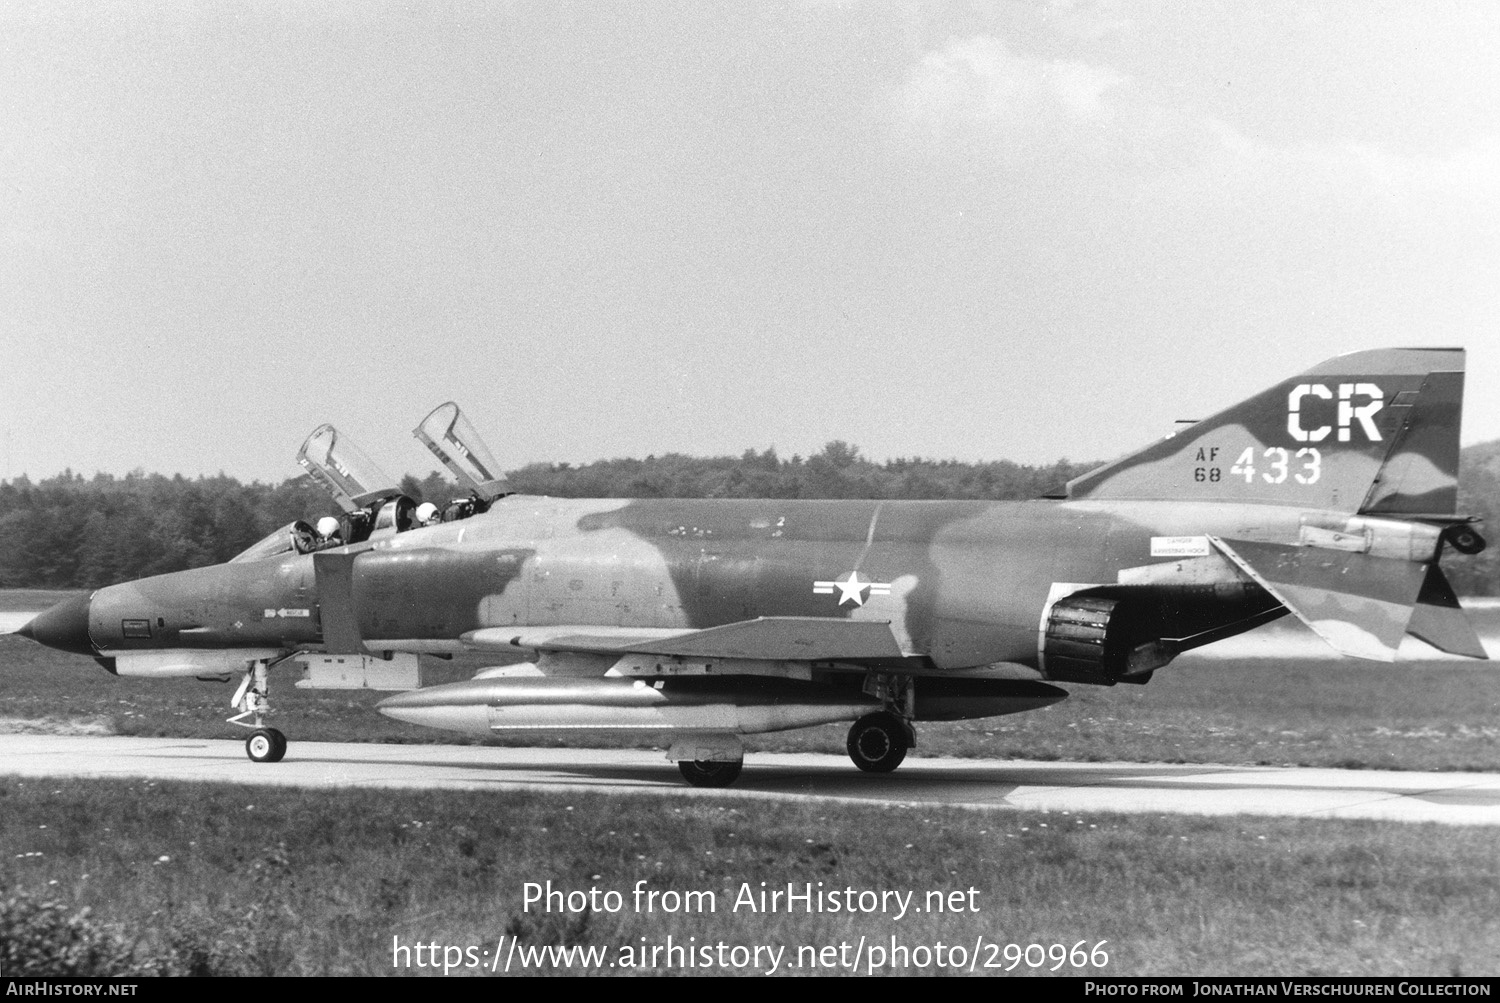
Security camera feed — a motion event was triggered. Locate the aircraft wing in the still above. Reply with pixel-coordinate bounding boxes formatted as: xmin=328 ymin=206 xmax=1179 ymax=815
xmin=1209 ymin=536 xmax=1438 ymax=661
xmin=463 ymin=616 xmax=906 ymax=662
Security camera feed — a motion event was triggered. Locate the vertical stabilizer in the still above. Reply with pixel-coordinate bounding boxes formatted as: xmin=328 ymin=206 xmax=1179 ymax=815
xmin=1066 ymin=348 xmax=1465 ymax=514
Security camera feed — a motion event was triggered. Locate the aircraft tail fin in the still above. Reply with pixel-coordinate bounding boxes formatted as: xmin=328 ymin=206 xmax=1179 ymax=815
xmin=1066 ymin=348 xmax=1465 ymax=515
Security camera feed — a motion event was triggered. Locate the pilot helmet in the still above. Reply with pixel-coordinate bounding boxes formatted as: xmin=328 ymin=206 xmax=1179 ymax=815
xmin=316 ymin=516 xmax=342 ymax=539
xmin=415 ymin=502 xmax=439 ymax=525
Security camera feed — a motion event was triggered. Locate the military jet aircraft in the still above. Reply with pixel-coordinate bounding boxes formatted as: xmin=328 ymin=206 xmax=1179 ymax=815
xmin=15 ymin=348 xmax=1487 ymax=785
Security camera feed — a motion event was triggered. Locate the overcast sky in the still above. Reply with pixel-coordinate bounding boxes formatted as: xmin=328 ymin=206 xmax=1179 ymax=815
xmin=3 ymin=1 xmax=1497 ymax=485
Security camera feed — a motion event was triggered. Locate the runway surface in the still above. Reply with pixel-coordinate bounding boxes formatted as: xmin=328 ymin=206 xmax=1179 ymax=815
xmin=2 ymin=734 xmax=1498 ymax=824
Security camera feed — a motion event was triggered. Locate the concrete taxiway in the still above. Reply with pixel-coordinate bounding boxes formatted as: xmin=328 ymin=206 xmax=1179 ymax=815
xmin=1 ymin=734 xmax=1497 ymax=825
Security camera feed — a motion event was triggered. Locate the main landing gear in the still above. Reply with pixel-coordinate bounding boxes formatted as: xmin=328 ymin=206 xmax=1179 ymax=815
xmin=846 ymin=711 xmax=911 ymax=773
xmin=229 ymin=658 xmax=287 ymax=763
xmin=675 ymin=711 xmax=915 ymax=787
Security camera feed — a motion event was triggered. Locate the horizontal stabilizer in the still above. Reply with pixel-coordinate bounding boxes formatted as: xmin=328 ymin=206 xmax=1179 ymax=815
xmin=1406 ymin=565 xmax=1488 ymax=658
xmin=1210 ymin=537 xmax=1428 ymax=661
xmin=464 ymin=616 xmax=905 ymax=662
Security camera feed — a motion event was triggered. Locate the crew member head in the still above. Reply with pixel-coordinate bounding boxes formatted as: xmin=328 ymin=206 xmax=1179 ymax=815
xmin=415 ymin=501 xmax=439 ymax=526
xmin=316 ymin=515 xmax=342 ymax=541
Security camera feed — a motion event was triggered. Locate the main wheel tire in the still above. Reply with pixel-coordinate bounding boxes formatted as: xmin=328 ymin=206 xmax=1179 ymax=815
xmin=847 ymin=712 xmax=909 ymax=773
xmin=678 ymin=760 xmax=743 ymax=788
xmin=266 ymin=728 xmax=287 ymax=763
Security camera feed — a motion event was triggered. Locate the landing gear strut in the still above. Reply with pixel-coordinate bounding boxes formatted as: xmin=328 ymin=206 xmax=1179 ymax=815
xmin=229 ymin=658 xmax=287 ymax=763
xmin=847 ymin=711 xmax=911 ymax=773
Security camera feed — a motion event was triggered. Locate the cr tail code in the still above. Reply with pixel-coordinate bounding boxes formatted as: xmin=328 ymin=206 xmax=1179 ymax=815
xmin=1287 ymin=383 xmax=1382 ymax=443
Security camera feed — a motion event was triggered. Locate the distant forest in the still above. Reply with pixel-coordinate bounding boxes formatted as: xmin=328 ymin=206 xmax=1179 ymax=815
xmin=2 ymin=440 xmax=1497 ymax=594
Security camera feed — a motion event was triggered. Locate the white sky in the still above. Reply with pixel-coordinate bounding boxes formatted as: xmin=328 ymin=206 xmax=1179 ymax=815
xmin=3 ymin=1 xmax=1498 ymax=483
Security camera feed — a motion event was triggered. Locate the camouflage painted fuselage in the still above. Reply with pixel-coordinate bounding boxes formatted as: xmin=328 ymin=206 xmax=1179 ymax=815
xmin=82 ymin=495 xmax=1318 ymax=671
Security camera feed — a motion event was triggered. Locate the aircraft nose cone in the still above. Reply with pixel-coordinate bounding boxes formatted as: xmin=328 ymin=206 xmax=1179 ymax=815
xmin=19 ymin=592 xmax=96 ymax=655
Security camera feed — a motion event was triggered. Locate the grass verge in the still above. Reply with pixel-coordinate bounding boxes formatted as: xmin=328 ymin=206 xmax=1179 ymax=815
xmin=2 ymin=778 xmax=1497 ymax=976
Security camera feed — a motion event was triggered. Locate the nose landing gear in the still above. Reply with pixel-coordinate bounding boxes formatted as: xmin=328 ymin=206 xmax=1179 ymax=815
xmin=230 ymin=658 xmax=288 ymax=763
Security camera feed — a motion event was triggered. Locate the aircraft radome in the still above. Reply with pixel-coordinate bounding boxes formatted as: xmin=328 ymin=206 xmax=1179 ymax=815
xmin=12 ymin=349 xmax=1488 ymax=786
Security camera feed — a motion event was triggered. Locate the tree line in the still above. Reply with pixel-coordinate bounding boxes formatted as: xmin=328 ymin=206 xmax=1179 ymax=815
xmin=2 ymin=441 xmax=1496 ymax=594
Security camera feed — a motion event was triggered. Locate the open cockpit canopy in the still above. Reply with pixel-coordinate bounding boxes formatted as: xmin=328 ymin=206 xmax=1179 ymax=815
xmin=296 ymin=424 xmax=402 ymax=512
xmin=413 ymin=402 xmax=509 ymax=502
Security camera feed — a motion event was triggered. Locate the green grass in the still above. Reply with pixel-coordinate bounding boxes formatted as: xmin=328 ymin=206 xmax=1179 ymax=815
xmin=0 ymin=590 xmax=83 ymax=612
xmin=2 ymin=779 xmax=1497 ymax=976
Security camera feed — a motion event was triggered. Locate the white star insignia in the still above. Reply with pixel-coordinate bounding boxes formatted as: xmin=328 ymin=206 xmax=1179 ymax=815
xmin=813 ymin=571 xmax=893 ymax=607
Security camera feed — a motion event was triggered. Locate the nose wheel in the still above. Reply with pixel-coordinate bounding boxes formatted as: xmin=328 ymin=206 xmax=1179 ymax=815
xmin=230 ymin=658 xmax=290 ymax=763
xmin=246 ymin=728 xmax=287 ymax=763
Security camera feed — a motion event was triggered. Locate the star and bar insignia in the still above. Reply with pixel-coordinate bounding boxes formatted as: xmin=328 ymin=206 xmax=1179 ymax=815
xmin=813 ymin=571 xmax=893 ymax=607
